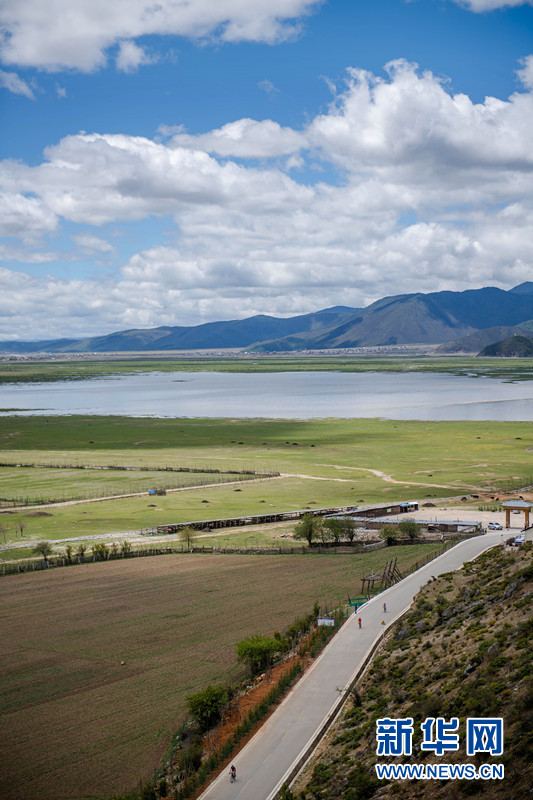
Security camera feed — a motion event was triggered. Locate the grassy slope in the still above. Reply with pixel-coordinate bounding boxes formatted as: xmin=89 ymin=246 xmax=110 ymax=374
xmin=0 ymin=416 xmax=531 ymax=555
xmin=0 ymin=547 xmax=439 ymax=800
xmin=293 ymin=544 xmax=532 ymax=800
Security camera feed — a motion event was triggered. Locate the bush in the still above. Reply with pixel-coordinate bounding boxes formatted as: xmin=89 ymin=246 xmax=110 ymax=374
xmin=179 ymin=740 xmax=203 ymax=773
xmin=186 ymin=685 xmax=228 ymax=731
xmin=237 ymin=635 xmax=281 ymax=677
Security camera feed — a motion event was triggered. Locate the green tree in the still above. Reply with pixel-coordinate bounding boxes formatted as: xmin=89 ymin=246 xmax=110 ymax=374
xmin=324 ymin=517 xmax=343 ymax=543
xmin=379 ymin=525 xmax=398 ymax=546
xmin=293 ymin=513 xmax=322 ymax=547
xmin=186 ymin=685 xmax=228 ymax=732
xmin=398 ymin=518 xmax=420 ymax=540
xmin=32 ymin=541 xmax=53 ymax=563
xmin=324 ymin=516 xmax=356 ymax=544
xmin=340 ymin=516 xmax=357 ymax=544
xmin=76 ymin=543 xmax=87 ymax=562
xmin=237 ymin=635 xmax=281 ymax=677
xmin=180 ymin=526 xmax=197 ymax=551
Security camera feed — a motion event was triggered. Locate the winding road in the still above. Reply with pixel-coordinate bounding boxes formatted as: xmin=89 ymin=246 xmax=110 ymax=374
xmin=198 ymin=531 xmax=504 ymax=800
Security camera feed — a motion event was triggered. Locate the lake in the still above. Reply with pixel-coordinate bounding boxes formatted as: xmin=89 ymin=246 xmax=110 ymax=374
xmin=1 ymin=370 xmax=532 ymax=421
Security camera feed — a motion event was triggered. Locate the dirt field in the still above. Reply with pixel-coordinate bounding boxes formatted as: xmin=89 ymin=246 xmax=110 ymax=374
xmin=0 ymin=548 xmax=438 ymax=800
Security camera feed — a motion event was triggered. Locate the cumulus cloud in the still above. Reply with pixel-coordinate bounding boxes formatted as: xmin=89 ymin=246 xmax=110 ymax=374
xmin=1 ymin=60 xmax=533 ymax=338
xmin=169 ymin=119 xmax=305 ymax=158
xmin=308 ymin=60 xmax=533 ymax=174
xmin=0 ymin=0 xmax=323 ymax=72
xmin=0 ymin=69 xmax=34 ymax=98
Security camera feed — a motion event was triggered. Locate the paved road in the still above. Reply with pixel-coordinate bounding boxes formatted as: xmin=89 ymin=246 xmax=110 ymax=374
xmin=198 ymin=532 xmax=504 ymax=800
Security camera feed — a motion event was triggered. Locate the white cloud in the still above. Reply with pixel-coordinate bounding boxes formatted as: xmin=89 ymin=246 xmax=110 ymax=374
xmin=258 ymin=79 xmax=280 ymax=95
xmin=116 ymin=40 xmax=154 ymax=72
xmin=0 ymin=0 xmax=323 ymax=72
xmin=0 ymin=192 xmax=57 ymax=238
xmin=73 ymin=233 xmax=117 ymax=254
xmin=517 ymin=55 xmax=533 ymax=89
xmin=453 ymin=0 xmax=532 ymax=9
xmin=1 ymin=60 xmax=533 ymax=338
xmin=308 ymin=60 xmax=533 ymax=175
xmin=0 ymin=68 xmax=34 ymax=98
xmin=169 ymin=118 xmax=305 ymax=158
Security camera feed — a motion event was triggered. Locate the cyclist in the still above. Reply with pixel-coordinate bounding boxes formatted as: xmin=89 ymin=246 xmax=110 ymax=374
xmin=230 ymin=764 xmax=237 ymax=783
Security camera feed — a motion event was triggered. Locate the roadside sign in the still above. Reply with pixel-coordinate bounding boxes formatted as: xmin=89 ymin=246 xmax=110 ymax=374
xmin=317 ymin=618 xmax=335 ymax=626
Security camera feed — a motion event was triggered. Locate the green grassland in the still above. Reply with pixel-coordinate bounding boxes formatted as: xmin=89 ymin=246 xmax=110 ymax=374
xmin=2 ymin=354 xmax=533 ymax=383
xmin=0 ymin=546 xmax=450 ymax=800
xmin=0 ymin=465 xmax=256 ymax=506
xmin=0 ymin=415 xmax=531 ymax=558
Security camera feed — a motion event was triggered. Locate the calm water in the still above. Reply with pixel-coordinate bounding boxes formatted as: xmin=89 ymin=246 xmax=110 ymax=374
xmin=1 ymin=370 xmax=532 ymax=421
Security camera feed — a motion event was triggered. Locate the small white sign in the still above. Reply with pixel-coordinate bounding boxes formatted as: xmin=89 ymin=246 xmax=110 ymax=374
xmin=317 ymin=618 xmax=335 ymax=627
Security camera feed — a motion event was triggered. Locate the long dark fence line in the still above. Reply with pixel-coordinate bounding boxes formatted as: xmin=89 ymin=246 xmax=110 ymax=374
xmin=0 ymin=461 xmax=280 ymax=477
xmin=0 ymin=535 xmax=471 ymax=577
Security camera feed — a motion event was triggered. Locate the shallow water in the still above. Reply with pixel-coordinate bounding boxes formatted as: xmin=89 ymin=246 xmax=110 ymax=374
xmin=1 ymin=370 xmax=532 ymax=421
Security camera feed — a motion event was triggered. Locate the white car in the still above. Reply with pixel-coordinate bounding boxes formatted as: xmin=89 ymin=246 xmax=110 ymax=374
xmin=488 ymin=522 xmax=503 ymax=530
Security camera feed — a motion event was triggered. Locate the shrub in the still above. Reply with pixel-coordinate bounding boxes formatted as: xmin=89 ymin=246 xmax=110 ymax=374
xmin=237 ymin=635 xmax=281 ymax=677
xmin=186 ymin=685 xmax=228 ymax=732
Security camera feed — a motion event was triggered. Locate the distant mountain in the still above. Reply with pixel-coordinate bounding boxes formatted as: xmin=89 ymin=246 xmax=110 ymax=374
xmin=479 ymin=334 xmax=533 ymax=357
xmin=509 ymin=281 xmax=533 ymax=295
xmin=2 ymin=283 xmax=532 ymax=354
xmin=0 ymin=307 xmax=357 ymax=354
xmin=252 ymin=286 xmax=533 ymax=351
xmin=436 ymin=321 xmax=533 ymax=353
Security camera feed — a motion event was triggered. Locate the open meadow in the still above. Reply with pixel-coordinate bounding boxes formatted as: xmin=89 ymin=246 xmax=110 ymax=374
xmin=0 ymin=414 xmax=531 ymax=559
xmin=0 ymin=546 xmax=441 ymax=800
xmin=0 ymin=406 xmax=531 ymax=799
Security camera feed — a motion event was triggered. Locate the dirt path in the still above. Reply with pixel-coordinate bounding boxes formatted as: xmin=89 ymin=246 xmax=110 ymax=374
xmin=291 ymin=464 xmax=459 ymax=490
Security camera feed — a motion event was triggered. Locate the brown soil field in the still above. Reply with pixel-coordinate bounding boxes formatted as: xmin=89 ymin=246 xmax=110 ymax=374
xmin=0 ymin=547 xmax=441 ymax=800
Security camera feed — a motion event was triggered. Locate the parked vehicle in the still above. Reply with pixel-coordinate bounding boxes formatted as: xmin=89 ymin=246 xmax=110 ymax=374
xmin=488 ymin=522 xmax=503 ymax=530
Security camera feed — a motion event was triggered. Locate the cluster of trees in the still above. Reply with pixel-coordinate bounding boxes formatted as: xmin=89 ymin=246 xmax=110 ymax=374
xmin=31 ymin=539 xmax=134 ymax=564
xmin=292 ymin=514 xmax=422 ymax=547
xmin=379 ymin=519 xmax=421 ymax=545
xmin=293 ymin=513 xmax=357 ymax=546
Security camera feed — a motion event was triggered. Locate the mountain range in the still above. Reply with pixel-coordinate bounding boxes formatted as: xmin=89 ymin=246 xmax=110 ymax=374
xmin=3 ymin=282 xmax=533 ymax=354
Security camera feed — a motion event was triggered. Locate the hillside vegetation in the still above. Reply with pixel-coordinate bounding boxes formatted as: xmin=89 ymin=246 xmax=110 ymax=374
xmin=479 ymin=335 xmax=533 ymax=358
xmin=292 ymin=544 xmax=532 ymax=800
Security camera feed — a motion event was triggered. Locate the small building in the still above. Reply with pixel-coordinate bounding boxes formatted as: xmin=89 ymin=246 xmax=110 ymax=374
xmin=500 ymin=499 xmax=533 ymax=529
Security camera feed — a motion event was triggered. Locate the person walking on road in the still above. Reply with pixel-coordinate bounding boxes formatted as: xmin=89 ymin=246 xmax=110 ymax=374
xmin=229 ymin=765 xmax=237 ymax=783
xmin=383 ymin=602 xmax=387 ymax=613
xmin=358 ymin=617 xmax=362 ymax=628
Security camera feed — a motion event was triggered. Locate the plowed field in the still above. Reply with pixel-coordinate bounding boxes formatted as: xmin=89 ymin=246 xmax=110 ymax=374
xmin=0 ymin=547 xmax=440 ymax=800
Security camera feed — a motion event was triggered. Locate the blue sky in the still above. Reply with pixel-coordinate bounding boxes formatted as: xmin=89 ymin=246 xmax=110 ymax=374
xmin=1 ymin=0 xmax=532 ymax=340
